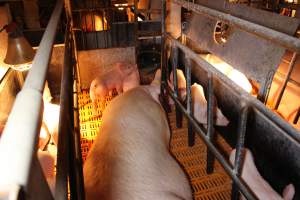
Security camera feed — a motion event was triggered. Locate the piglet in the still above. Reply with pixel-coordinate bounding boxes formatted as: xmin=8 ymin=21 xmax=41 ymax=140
xmin=89 ymin=62 xmax=136 ymax=103
xmin=169 ymin=69 xmax=187 ymax=103
xmin=230 ymin=148 xmax=295 ymax=200
xmin=84 ymin=87 xmax=192 ymax=200
xmin=191 ymin=83 xmax=229 ymax=126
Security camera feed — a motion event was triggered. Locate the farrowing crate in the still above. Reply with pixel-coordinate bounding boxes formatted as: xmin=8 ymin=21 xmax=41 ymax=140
xmin=77 ymin=90 xmax=233 ymax=199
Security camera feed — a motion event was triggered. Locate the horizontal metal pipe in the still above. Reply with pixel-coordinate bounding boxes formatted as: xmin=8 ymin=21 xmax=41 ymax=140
xmin=24 ymin=0 xmax=64 ymax=92
xmin=173 ymin=0 xmax=300 ymax=54
xmin=166 ymin=34 xmax=300 ymax=143
xmin=165 ymin=84 xmax=257 ymax=200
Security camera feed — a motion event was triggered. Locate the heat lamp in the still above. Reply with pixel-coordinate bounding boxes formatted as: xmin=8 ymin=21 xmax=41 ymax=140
xmin=0 ymin=22 xmax=34 ymax=71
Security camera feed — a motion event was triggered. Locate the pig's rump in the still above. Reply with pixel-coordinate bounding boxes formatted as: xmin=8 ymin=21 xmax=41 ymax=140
xmin=84 ymin=87 xmax=192 ymax=200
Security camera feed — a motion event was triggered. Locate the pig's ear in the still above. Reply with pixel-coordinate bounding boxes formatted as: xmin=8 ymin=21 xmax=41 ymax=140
xmin=216 ymin=108 xmax=229 ymax=126
xmin=282 ymin=184 xmax=295 ymax=200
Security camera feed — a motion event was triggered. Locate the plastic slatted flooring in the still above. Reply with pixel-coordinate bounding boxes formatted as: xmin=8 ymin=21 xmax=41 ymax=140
xmin=78 ymin=90 xmax=232 ymax=199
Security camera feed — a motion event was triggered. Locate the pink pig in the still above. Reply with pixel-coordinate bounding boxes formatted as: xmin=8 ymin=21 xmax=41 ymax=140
xmin=89 ymin=62 xmax=138 ymax=103
xmin=169 ymin=69 xmax=187 ymax=102
xmin=230 ymin=148 xmax=295 ymax=200
xmin=84 ymin=87 xmax=192 ymax=200
xmin=191 ymin=83 xmax=229 ymax=126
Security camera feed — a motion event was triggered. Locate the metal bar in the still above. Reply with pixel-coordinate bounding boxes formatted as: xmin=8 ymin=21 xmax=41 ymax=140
xmin=73 ymin=69 xmax=86 ymax=200
xmin=294 ymin=107 xmax=300 ymax=124
xmin=206 ymin=73 xmax=215 ymax=174
xmin=79 ymin=12 xmax=86 ymax=50
xmin=171 ymin=45 xmax=182 ymax=128
xmin=274 ymin=52 xmax=298 ymax=110
xmin=185 ymin=57 xmax=194 ymax=146
xmin=166 ymin=33 xmax=300 ymax=143
xmin=173 ymin=0 xmax=300 ymax=53
xmin=0 ymin=0 xmax=63 ymax=193
xmin=26 ymin=156 xmax=54 ymax=200
xmin=231 ymin=104 xmax=249 ymax=200
xmin=23 ymin=0 xmax=63 ymax=91
xmin=159 ymin=0 xmax=171 ymax=112
xmin=165 ymin=84 xmax=257 ymax=200
xmin=55 ymin=24 xmax=72 ymax=200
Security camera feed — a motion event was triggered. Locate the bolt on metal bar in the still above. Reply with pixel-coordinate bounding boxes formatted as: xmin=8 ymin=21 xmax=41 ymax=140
xmin=185 ymin=57 xmax=194 ymax=146
xmin=171 ymin=45 xmax=183 ymax=128
xmin=206 ymin=73 xmax=215 ymax=174
xmin=173 ymin=0 xmax=300 ymax=54
xmin=0 ymin=0 xmax=63 ymax=194
xmin=231 ymin=104 xmax=249 ymax=200
xmin=274 ymin=52 xmax=298 ymax=110
xmin=165 ymin=84 xmax=257 ymax=200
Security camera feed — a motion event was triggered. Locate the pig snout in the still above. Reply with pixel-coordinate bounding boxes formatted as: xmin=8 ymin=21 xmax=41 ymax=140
xmin=84 ymin=87 xmax=192 ymax=200
xmin=230 ymin=148 xmax=295 ymax=200
xmin=191 ymin=83 xmax=229 ymax=126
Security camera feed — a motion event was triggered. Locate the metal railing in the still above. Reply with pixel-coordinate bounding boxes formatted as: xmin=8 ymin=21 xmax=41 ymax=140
xmin=160 ymin=0 xmax=300 ymax=199
xmin=0 ymin=0 xmax=84 ymax=199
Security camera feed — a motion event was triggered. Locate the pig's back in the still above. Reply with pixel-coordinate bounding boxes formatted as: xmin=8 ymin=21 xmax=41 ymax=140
xmin=84 ymin=87 xmax=192 ymax=200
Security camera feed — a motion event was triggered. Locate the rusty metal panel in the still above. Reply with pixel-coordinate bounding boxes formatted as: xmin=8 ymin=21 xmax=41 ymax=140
xmin=184 ymin=0 xmax=300 ymax=93
xmin=77 ymin=47 xmax=136 ymax=89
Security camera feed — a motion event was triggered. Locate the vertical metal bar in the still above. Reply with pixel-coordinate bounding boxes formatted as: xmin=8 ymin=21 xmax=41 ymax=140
xmin=294 ymin=107 xmax=300 ymax=124
xmin=91 ymin=9 xmax=97 ymax=49
xmin=274 ymin=52 xmax=297 ymax=110
xmin=231 ymin=104 xmax=249 ymax=200
xmin=83 ymin=12 xmax=88 ymax=49
xmin=134 ymin=0 xmax=138 ymax=59
xmin=166 ymin=86 xmax=257 ymax=199
xmin=73 ymin=68 xmax=86 ymax=200
xmin=206 ymin=72 xmax=215 ymax=174
xmin=55 ymin=26 xmax=72 ymax=200
xmin=101 ymin=9 xmax=106 ymax=48
xmin=171 ymin=45 xmax=182 ymax=128
xmin=185 ymin=57 xmax=194 ymax=146
xmin=94 ymin=10 xmax=99 ymax=49
xmin=79 ymin=12 xmax=85 ymax=50
xmin=159 ymin=0 xmax=171 ymax=112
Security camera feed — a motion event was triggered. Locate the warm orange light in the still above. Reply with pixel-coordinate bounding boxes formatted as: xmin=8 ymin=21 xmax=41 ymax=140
xmin=81 ymin=13 xmax=107 ymax=32
xmin=43 ymin=102 xmax=60 ymax=137
xmin=201 ymin=54 xmax=252 ymax=93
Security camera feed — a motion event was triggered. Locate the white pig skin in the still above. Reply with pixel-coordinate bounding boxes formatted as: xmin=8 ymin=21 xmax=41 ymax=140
xmin=191 ymin=83 xmax=229 ymax=126
xmin=89 ymin=62 xmax=137 ymax=103
xmin=230 ymin=148 xmax=295 ymax=200
xmin=169 ymin=69 xmax=187 ymax=103
xmin=84 ymin=87 xmax=192 ymax=200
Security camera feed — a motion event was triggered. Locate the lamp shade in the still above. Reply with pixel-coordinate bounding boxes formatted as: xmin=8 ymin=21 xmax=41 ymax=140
xmin=4 ymin=36 xmax=34 ymax=65
xmin=3 ymin=23 xmax=35 ymax=71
